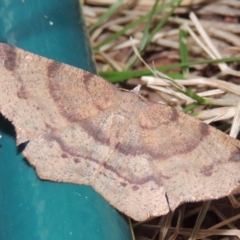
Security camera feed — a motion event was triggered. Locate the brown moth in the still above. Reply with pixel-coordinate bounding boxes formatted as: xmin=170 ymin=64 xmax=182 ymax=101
xmin=0 ymin=43 xmax=240 ymax=221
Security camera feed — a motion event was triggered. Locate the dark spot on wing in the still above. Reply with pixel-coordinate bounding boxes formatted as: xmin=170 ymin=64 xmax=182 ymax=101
xmin=200 ymin=164 xmax=214 ymax=176
xmin=47 ymin=60 xmax=62 ymax=78
xmin=2 ymin=44 xmax=17 ymax=71
xmin=17 ymin=85 xmax=28 ymax=99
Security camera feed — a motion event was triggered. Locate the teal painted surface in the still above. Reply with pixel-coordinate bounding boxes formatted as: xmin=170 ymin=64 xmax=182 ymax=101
xmin=0 ymin=1 xmax=131 ymax=239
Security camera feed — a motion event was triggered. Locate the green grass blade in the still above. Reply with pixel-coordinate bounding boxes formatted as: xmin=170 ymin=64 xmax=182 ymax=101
xmin=183 ymin=103 xmax=199 ymax=113
xmin=126 ymin=0 xmax=161 ymax=69
xmin=141 ymin=0 xmax=160 ymax=49
xmin=145 ymin=0 xmax=182 ymax=47
xmin=88 ymin=0 xmax=125 ymax=33
xmin=100 ymin=55 xmax=240 ymax=82
xmin=183 ymin=88 xmax=205 ymax=104
xmin=179 ymin=26 xmax=189 ymax=76
xmin=93 ymin=1 xmax=174 ymax=51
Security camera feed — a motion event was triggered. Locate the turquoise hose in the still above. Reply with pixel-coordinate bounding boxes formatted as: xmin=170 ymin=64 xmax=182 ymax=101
xmin=0 ymin=1 xmax=131 ymax=239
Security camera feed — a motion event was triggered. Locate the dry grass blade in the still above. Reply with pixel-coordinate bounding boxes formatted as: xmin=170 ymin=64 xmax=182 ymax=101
xmin=189 ymin=12 xmax=240 ymax=77
xmin=230 ymin=103 xmax=240 ymax=138
xmin=85 ymin=0 xmax=213 ymax=7
xmin=189 ymin=201 xmax=211 ymax=239
xmin=158 ymin=212 xmax=174 ymax=240
xmin=228 ymin=195 xmax=240 ymax=209
xmin=142 ymin=76 xmax=240 ymax=96
xmin=196 ymin=107 xmax=236 ymax=123
xmin=168 ymin=210 xmax=182 ymax=240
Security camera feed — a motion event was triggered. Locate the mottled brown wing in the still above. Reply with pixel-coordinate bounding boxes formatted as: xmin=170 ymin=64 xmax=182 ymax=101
xmin=1 ymin=43 xmax=240 ymax=221
xmin=0 ymin=44 xmax=120 ymax=144
xmin=86 ymin=99 xmax=240 ymax=221
xmin=138 ymin=103 xmax=240 ymax=213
